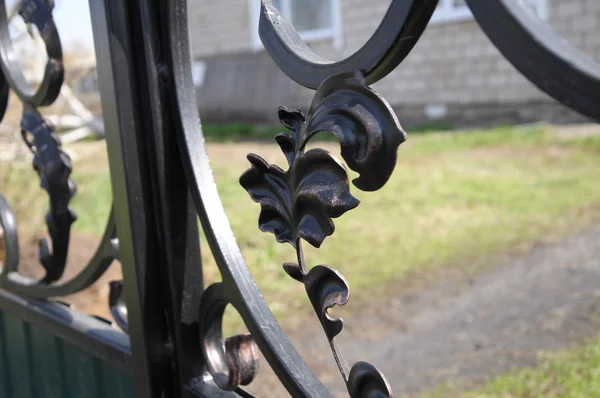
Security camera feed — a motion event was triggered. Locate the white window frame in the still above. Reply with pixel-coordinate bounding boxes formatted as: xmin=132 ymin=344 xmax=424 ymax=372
xmin=430 ymin=0 xmax=548 ymax=25
xmin=249 ymin=0 xmax=343 ymax=51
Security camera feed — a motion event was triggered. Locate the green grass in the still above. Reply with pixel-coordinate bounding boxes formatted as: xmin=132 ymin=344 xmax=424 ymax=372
xmin=199 ymin=120 xmax=455 ymax=142
xmin=200 ymin=120 xmax=456 ymax=142
xmin=201 ymin=122 xmax=336 ymax=142
xmin=3 ymin=124 xmax=600 ymax=322
xmin=0 ymin=155 xmax=114 ymax=234
xmin=425 ymin=334 xmax=600 ymax=397
xmin=201 ymin=122 xmax=279 ymax=142
xmin=405 ymin=121 xmax=455 ymax=133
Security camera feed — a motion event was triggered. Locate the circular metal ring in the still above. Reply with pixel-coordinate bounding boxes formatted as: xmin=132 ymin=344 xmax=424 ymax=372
xmin=259 ymin=0 xmax=438 ymax=89
xmin=466 ymin=0 xmax=600 ymax=122
xmin=0 ymin=0 xmax=63 ymax=106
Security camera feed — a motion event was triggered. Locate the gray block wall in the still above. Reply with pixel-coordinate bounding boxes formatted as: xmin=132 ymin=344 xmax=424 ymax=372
xmin=188 ymin=0 xmax=599 ymax=126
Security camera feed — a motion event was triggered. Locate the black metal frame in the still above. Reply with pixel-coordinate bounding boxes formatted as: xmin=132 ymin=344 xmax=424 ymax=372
xmin=0 ymin=0 xmax=598 ymax=397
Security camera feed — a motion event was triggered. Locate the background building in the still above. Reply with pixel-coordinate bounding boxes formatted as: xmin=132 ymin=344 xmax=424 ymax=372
xmin=188 ymin=0 xmax=600 ymax=127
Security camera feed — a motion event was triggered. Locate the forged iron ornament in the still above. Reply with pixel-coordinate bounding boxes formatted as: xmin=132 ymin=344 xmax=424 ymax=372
xmin=198 ymin=283 xmax=260 ymax=391
xmin=257 ymin=0 xmax=439 ymax=89
xmin=0 ymin=0 xmax=599 ymax=396
xmin=22 ymin=107 xmax=77 ymax=283
xmin=240 ymin=70 xmax=404 ymax=397
xmin=465 ymin=0 xmax=600 ymax=122
xmin=169 ymin=0 xmax=337 ymax=392
xmin=0 ymin=0 xmax=63 ymax=106
xmin=0 ymin=0 xmax=74 ymax=283
xmin=0 ymin=0 xmax=118 ymax=309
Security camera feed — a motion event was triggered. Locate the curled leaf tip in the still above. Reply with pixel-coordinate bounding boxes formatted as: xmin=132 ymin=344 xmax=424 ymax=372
xmin=305 ymin=265 xmax=350 ymax=340
xmin=305 ymin=70 xmax=405 ymax=192
xmin=282 ymin=262 xmax=304 ymax=282
xmin=275 ymin=133 xmax=295 ymax=165
xmin=348 ymin=361 xmax=392 ymax=398
xmin=278 ymin=106 xmax=305 ymax=132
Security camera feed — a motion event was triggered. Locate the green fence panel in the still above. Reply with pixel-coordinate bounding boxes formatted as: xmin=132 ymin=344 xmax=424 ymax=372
xmin=0 ymin=310 xmax=134 ymax=398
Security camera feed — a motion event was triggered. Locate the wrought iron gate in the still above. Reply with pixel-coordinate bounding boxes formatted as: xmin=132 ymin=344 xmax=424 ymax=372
xmin=0 ymin=0 xmax=598 ymax=397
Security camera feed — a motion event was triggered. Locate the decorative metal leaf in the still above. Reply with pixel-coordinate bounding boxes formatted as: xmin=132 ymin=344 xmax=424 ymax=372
xmin=301 ymin=70 xmax=406 ymax=192
xmin=240 ymin=154 xmax=292 ymax=245
xmin=347 ymin=362 xmax=392 ymax=398
xmin=22 ymin=109 xmax=77 ymax=283
xmin=241 ymin=70 xmax=398 ymax=397
xmin=19 ymin=0 xmax=55 ymax=31
xmin=240 ymin=149 xmax=359 ymax=249
xmin=292 ymin=149 xmax=359 ymax=248
xmin=304 ymin=265 xmax=350 ymax=340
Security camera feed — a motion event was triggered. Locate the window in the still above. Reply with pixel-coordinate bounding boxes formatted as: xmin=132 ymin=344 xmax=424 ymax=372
xmin=249 ymin=0 xmax=342 ymax=51
xmin=274 ymin=0 xmax=333 ymax=34
xmin=430 ymin=0 xmax=548 ymax=24
xmin=192 ymin=61 xmax=207 ymax=87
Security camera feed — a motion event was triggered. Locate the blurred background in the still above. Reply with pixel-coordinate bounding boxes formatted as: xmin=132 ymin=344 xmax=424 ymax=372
xmin=1 ymin=0 xmax=600 ymax=397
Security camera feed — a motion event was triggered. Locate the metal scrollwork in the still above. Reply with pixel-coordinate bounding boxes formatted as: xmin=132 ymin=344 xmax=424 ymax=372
xmin=258 ymin=0 xmax=438 ymax=89
xmin=22 ymin=107 xmax=77 ymax=283
xmin=465 ymin=0 xmax=600 ymax=122
xmin=1 ymin=0 xmax=597 ymax=395
xmin=198 ymin=283 xmax=260 ymax=391
xmin=2 ymin=0 xmax=73 ymax=283
xmin=240 ymin=70 xmax=403 ymax=397
xmin=0 ymin=0 xmax=63 ymax=106
xmin=0 ymin=0 xmax=119 ymax=314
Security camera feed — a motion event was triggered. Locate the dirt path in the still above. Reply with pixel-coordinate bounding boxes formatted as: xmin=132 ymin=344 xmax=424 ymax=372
xmin=247 ymin=223 xmax=600 ymax=397
xmin=11 ymin=232 xmax=123 ymax=320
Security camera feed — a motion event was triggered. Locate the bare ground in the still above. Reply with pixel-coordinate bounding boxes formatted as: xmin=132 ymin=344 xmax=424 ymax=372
xmin=6 ymin=223 xmax=600 ymax=397
xmin=245 ymin=223 xmax=600 ymax=397
xmin=13 ymin=232 xmax=123 ymax=320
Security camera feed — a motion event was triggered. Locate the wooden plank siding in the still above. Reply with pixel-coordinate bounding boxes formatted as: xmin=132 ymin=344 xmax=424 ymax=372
xmin=196 ymin=51 xmax=299 ymax=123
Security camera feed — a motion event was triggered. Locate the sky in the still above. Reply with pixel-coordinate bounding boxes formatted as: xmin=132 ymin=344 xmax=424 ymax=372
xmin=52 ymin=1 xmax=95 ymax=50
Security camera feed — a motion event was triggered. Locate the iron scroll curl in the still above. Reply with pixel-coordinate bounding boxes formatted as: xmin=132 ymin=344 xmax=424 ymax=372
xmin=258 ymin=0 xmax=439 ymax=89
xmin=3 ymin=0 xmax=597 ymax=396
xmin=0 ymin=0 xmax=63 ymax=106
xmin=0 ymin=0 xmax=119 ymax=302
xmin=240 ymin=70 xmax=401 ymax=397
xmin=465 ymin=0 xmax=600 ymax=122
xmin=166 ymin=0 xmax=439 ymax=395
